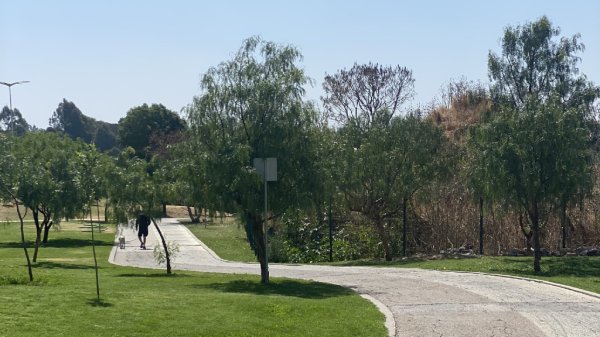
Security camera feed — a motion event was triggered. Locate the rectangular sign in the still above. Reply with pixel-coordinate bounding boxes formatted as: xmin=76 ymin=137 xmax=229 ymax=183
xmin=253 ymin=157 xmax=277 ymax=181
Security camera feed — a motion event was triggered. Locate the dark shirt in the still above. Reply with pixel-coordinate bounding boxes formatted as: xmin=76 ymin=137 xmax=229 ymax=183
xmin=136 ymin=214 xmax=151 ymax=230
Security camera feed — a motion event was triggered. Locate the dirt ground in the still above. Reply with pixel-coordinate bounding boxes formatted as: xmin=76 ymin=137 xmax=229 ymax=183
xmin=1 ymin=203 xmax=229 ymax=228
xmin=166 ymin=205 xmax=234 ymax=222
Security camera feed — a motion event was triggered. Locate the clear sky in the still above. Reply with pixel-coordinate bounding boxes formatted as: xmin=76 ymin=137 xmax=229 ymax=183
xmin=1 ymin=0 xmax=599 ymax=128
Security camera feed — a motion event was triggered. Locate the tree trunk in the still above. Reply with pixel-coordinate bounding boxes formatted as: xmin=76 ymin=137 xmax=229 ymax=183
xmin=402 ymin=197 xmax=408 ymax=257
xmin=162 ymin=203 xmax=167 ymax=217
xmin=89 ymin=202 xmax=100 ymax=301
xmin=151 ymin=218 xmax=171 ymax=275
xmin=519 ymin=212 xmax=533 ymax=255
xmin=42 ymin=219 xmax=53 ymax=245
xmin=479 ymin=197 xmax=484 ymax=255
xmin=328 ymin=198 xmax=333 ymax=262
xmin=529 ymin=201 xmax=542 ymax=273
xmin=246 ymin=212 xmax=268 ymax=284
xmin=374 ymin=219 xmax=393 ymax=261
xmin=104 ymin=201 xmax=109 ymax=223
xmin=16 ymin=202 xmax=33 ymax=282
xmin=32 ymin=210 xmax=42 ymax=262
xmin=560 ymin=202 xmax=567 ymax=249
xmin=187 ymin=206 xmax=200 ymax=223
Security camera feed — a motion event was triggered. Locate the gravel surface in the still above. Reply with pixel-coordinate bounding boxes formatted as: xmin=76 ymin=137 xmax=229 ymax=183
xmin=110 ymin=218 xmax=600 ymax=337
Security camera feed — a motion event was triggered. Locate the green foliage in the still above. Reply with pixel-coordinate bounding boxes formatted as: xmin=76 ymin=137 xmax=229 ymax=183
xmin=185 ymin=36 xmax=320 ymax=282
xmin=49 ymin=99 xmax=118 ymax=152
xmin=0 ymin=106 xmax=31 ymax=135
xmin=335 ymin=111 xmax=450 ymax=260
xmin=10 ymin=132 xmax=88 ymax=222
xmin=488 ymin=16 xmax=599 ymax=112
xmin=475 ymin=16 xmax=599 ymax=271
xmin=186 ymin=36 xmax=318 ymax=215
xmin=153 ymin=241 xmax=180 ymax=265
xmin=118 ymin=103 xmax=185 ymax=159
xmin=472 ymin=105 xmax=593 ymax=211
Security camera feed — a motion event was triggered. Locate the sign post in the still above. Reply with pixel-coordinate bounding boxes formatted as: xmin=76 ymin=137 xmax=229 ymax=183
xmin=253 ymin=157 xmax=277 ymax=277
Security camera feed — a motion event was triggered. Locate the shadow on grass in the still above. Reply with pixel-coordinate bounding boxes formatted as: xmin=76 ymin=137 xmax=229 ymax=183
xmin=194 ymin=279 xmax=354 ymax=299
xmin=0 ymin=238 xmax=113 ymax=249
xmin=87 ymin=298 xmax=113 ymax=307
xmin=116 ymin=273 xmax=189 ymax=278
xmin=44 ymin=238 xmax=113 ymax=248
xmin=0 ymin=242 xmax=31 ymax=249
xmin=0 ymin=275 xmax=44 ymax=286
xmin=34 ymin=261 xmax=97 ymax=270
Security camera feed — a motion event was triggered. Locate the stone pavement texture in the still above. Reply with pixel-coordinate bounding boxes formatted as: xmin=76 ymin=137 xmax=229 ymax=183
xmin=109 ymin=218 xmax=600 ymax=337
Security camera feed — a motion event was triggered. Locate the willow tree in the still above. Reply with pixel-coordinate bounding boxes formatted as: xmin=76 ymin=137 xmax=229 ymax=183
xmin=476 ymin=16 xmax=598 ymax=272
xmin=185 ymin=37 xmax=319 ymax=283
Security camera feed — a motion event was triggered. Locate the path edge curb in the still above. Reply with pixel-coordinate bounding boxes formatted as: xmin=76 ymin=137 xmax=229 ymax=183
xmin=360 ymin=294 xmax=396 ymax=337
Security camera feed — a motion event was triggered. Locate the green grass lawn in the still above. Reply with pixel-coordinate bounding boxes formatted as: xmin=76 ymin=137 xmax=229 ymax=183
xmin=0 ymin=222 xmax=385 ymax=337
xmin=185 ymin=219 xmax=256 ymax=262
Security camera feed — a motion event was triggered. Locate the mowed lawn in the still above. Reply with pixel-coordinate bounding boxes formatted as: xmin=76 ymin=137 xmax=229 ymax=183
xmin=0 ymin=222 xmax=386 ymax=337
xmin=184 ymin=218 xmax=256 ymax=262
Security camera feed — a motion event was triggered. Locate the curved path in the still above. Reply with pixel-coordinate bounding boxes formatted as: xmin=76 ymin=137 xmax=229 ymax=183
xmin=109 ymin=218 xmax=600 ymax=337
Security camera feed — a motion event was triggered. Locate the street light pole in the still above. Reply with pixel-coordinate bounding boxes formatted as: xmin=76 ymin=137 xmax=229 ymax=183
xmin=0 ymin=81 xmax=30 ymax=111
xmin=0 ymin=81 xmax=30 ymax=133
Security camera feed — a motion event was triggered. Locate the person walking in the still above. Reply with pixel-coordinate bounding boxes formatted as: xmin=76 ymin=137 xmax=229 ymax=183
xmin=136 ymin=212 xmax=151 ymax=249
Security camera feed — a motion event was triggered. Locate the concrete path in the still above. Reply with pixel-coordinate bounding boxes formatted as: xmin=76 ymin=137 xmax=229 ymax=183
xmin=109 ymin=218 xmax=600 ymax=337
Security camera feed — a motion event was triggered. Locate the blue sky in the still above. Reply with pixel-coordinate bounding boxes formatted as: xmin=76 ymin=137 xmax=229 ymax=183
xmin=1 ymin=0 xmax=599 ymax=128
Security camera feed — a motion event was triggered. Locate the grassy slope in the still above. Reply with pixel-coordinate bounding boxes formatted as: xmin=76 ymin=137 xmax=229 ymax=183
xmin=185 ymin=219 xmax=256 ymax=262
xmin=0 ymin=223 xmax=385 ymax=337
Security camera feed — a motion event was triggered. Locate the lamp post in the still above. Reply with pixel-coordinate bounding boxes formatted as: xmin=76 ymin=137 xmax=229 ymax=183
xmin=0 ymin=81 xmax=30 ymax=111
xmin=0 ymin=81 xmax=30 ymax=133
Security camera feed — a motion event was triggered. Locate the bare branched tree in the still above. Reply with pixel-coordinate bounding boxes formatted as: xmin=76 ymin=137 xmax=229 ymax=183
xmin=322 ymin=63 xmax=415 ymax=130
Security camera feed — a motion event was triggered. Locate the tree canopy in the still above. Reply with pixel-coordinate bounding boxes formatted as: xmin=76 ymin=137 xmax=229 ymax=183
xmin=49 ymin=99 xmax=119 ymax=152
xmin=0 ymin=106 xmax=31 ymax=135
xmin=476 ymin=16 xmax=599 ymax=271
xmin=118 ymin=103 xmax=186 ymax=159
xmin=186 ymin=36 xmax=320 ymax=283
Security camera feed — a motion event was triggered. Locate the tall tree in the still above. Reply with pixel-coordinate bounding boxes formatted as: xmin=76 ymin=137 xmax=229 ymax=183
xmin=49 ymin=99 xmax=95 ymax=143
xmin=322 ymin=62 xmax=415 ymax=131
xmin=0 ymin=134 xmax=34 ymax=281
xmin=0 ymin=106 xmax=30 ymax=135
xmin=336 ymin=111 xmax=448 ymax=260
xmin=323 ymin=63 xmax=449 ymax=260
xmin=76 ymin=144 xmax=103 ymax=301
xmin=476 ymin=16 xmax=599 ymax=272
xmin=488 ymin=16 xmax=598 ymax=112
xmin=185 ymin=37 xmax=319 ymax=283
xmin=94 ymin=123 xmax=119 ymax=152
xmin=10 ymin=132 xmax=86 ymax=261
xmin=118 ymin=103 xmax=186 ymax=159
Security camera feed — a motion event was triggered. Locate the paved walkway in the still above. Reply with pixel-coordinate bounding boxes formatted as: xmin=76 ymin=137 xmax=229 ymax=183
xmin=109 ymin=218 xmax=600 ymax=337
